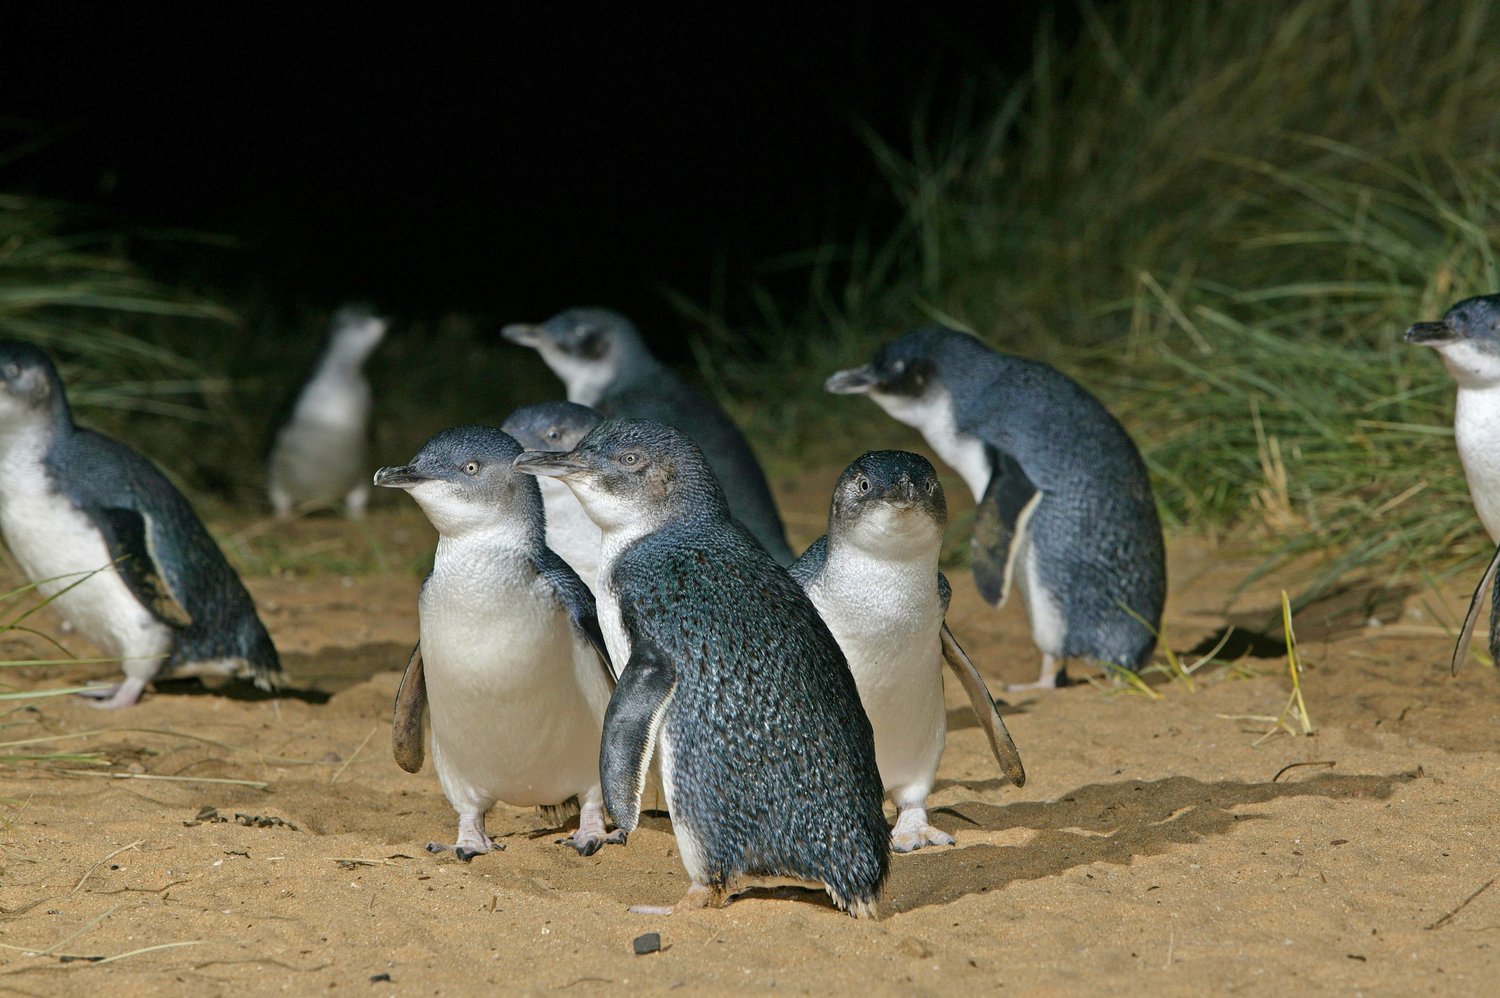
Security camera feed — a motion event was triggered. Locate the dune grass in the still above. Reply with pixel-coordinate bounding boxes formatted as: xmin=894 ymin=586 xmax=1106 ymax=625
xmin=691 ymin=0 xmax=1500 ymax=601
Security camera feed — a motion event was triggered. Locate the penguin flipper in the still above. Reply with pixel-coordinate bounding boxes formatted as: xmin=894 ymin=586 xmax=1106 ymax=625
xmin=535 ymin=551 xmax=616 ymax=684
xmin=940 ymin=622 xmax=1026 ymax=787
xmin=1453 ymin=541 xmax=1500 ymax=676
xmin=600 ymin=639 xmax=676 ymax=835
xmin=972 ymin=451 xmax=1038 ymax=607
xmin=392 ymin=642 xmax=427 ymax=773
xmin=96 ymin=507 xmax=193 ymax=628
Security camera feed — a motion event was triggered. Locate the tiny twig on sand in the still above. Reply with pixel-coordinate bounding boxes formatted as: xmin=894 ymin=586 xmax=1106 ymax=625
xmin=1272 ymin=760 xmax=1335 ymax=782
xmin=73 ymin=842 xmax=142 ymax=894
xmin=1427 ymin=878 xmax=1496 ymax=930
xmin=330 ymin=726 xmax=377 ymax=784
xmin=59 ymin=770 xmax=268 ymax=789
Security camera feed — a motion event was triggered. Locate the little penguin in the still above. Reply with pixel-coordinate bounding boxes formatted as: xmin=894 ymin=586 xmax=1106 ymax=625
xmin=501 ymin=307 xmax=794 ymax=564
xmin=826 ymin=326 xmax=1166 ymax=690
xmin=500 ymin=401 xmax=603 ymax=590
xmin=789 ymin=450 xmax=1026 ymax=852
xmin=1405 ymin=294 xmax=1500 ymax=673
xmin=268 ymin=304 xmax=387 ymax=519
xmin=0 ymin=341 xmax=283 ymax=709
xmin=513 ymin=419 xmax=889 ymax=916
xmin=375 ymin=425 xmax=621 ymax=859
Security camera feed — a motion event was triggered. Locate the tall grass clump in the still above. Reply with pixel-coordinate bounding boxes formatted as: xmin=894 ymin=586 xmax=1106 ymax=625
xmin=0 ymin=191 xmax=238 ymax=423
xmin=698 ymin=0 xmax=1500 ymax=596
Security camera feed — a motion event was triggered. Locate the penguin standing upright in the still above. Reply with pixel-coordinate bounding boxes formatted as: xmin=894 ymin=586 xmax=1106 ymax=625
xmin=0 ymin=341 xmax=283 ymax=709
xmin=500 ymin=401 xmax=603 ymax=589
xmin=827 ymin=327 xmax=1166 ymax=689
xmin=501 ymin=308 xmax=794 ymax=563
xmin=376 ymin=426 xmax=620 ymax=859
xmin=268 ymin=304 xmax=386 ymax=519
xmin=791 ymin=450 xmax=1025 ymax=852
xmin=1406 ymin=294 xmax=1500 ymax=672
xmin=514 ymin=419 xmax=888 ymax=916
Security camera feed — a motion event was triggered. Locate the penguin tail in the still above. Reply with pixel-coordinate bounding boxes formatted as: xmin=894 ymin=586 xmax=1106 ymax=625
xmin=539 ymin=796 xmax=582 ymax=828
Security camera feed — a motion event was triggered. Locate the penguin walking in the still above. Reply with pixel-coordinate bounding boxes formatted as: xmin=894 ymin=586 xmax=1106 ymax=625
xmin=1405 ymin=294 xmax=1500 ymax=672
xmin=790 ymin=451 xmax=1025 ymax=852
xmin=500 ymin=401 xmax=603 ymax=590
xmin=376 ymin=426 xmax=620 ymax=859
xmin=0 ymin=342 xmax=283 ymax=709
xmin=514 ymin=419 xmax=888 ymax=916
xmin=268 ymin=304 xmax=386 ymax=519
xmin=501 ymin=308 xmax=794 ymax=564
xmin=826 ymin=327 xmax=1166 ymax=689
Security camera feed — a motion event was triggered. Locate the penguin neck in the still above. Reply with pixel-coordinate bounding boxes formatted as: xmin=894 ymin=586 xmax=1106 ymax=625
xmin=872 ymin=385 xmax=990 ymax=500
xmin=0 ymin=416 xmax=66 ymax=502
xmin=827 ymin=509 xmax=942 ymax=581
xmin=1452 ymin=385 xmax=1500 ymax=542
xmin=433 ymin=520 xmax=539 ymax=576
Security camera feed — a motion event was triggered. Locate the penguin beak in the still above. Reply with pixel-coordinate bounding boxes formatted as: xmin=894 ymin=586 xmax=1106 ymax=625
xmin=373 ymin=465 xmax=431 ymax=489
xmin=880 ymin=479 xmax=921 ymax=509
xmin=501 ymin=323 xmax=543 ymax=347
xmin=1405 ymin=320 xmax=1457 ymax=346
xmin=513 ymin=450 xmax=589 ymax=478
xmin=825 ymin=365 xmax=877 ymax=395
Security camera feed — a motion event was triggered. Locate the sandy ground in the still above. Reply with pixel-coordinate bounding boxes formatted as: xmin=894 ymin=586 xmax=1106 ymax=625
xmin=2 ymin=476 xmax=1499 ymax=996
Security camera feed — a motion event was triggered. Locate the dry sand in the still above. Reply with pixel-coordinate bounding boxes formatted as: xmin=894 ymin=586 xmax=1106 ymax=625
xmin=2 ymin=485 xmax=1498 ymax=995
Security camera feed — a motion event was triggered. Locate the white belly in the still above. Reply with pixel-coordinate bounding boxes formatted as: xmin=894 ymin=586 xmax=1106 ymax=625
xmin=540 ymin=480 xmax=602 ymax=590
xmin=1454 ymin=387 xmax=1500 ymax=542
xmin=420 ymin=566 xmax=611 ymax=814
xmin=0 ymin=479 xmax=171 ymax=678
xmin=807 ymin=551 xmax=946 ymax=799
xmin=1017 ymin=534 xmax=1066 ymax=657
xmin=269 ymin=418 xmax=368 ymax=503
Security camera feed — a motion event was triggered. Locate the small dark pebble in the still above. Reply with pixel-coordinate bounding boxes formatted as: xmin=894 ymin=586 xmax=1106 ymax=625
xmin=109 ymin=864 xmax=119 ymax=870
xmin=1347 ymin=954 xmax=1367 ymax=962
xmin=633 ymin=932 xmax=662 ymax=956
xmin=370 ymin=973 xmax=392 ymax=982
xmin=1331 ymin=839 xmax=1349 ymax=846
xmin=59 ymin=955 xmax=104 ymax=963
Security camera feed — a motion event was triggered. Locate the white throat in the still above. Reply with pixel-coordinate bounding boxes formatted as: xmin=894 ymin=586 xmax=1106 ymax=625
xmin=867 ymin=386 xmax=990 ymax=500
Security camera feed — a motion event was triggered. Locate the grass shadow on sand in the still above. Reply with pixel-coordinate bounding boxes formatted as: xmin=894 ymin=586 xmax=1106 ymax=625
xmin=891 ymin=770 xmax=1419 ymax=913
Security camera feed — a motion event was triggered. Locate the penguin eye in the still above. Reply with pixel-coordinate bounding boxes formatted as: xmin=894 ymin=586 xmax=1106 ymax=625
xmin=618 ymin=451 xmax=641 ymax=467
xmin=856 ymin=475 xmax=871 ymax=494
xmin=3 ymin=363 xmax=18 ymax=380
xmin=462 ymin=461 xmax=480 ymax=476
xmin=891 ymin=359 xmax=907 ymax=375
xmin=925 ymin=480 xmax=936 ymax=495
xmin=545 ymin=429 xmax=560 ymax=441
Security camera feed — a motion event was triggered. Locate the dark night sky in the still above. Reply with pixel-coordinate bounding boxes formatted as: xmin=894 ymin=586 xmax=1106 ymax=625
xmin=5 ymin=6 xmax=1056 ymax=335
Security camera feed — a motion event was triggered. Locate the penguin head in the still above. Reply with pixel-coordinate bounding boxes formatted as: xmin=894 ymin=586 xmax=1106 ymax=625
xmin=825 ymin=328 xmax=965 ymax=430
xmin=500 ymin=308 xmax=649 ymax=402
xmin=500 ymin=400 xmax=601 ymax=453
xmin=513 ymin=417 xmax=726 ymax=534
xmin=1406 ymin=294 xmax=1500 ymax=388
xmin=326 ymin=304 xmax=388 ymax=364
xmin=828 ymin=450 xmax=947 ymax=558
xmin=374 ymin=426 xmax=542 ymax=539
xmin=0 ymin=341 xmax=70 ymax=436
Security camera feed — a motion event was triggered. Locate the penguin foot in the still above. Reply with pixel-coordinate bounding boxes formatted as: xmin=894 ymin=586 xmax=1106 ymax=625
xmin=558 ymin=801 xmax=626 ymax=856
xmin=1005 ymin=655 xmax=1071 ymax=691
xmin=891 ymin=825 xmax=955 ymax=853
xmin=429 ymin=812 xmax=500 ymax=861
xmin=76 ymin=677 xmax=148 ymax=710
xmin=891 ymin=805 xmax=955 ymax=852
xmin=425 ymin=839 xmax=505 ymax=862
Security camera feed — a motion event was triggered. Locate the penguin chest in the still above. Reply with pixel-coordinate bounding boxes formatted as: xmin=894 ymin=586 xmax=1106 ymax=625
xmin=808 ymin=555 xmax=946 ymax=791
xmin=1454 ymin=387 xmax=1500 ymax=542
xmin=0 ymin=478 xmax=170 ymax=665
xmin=418 ymin=568 xmax=609 ymax=810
